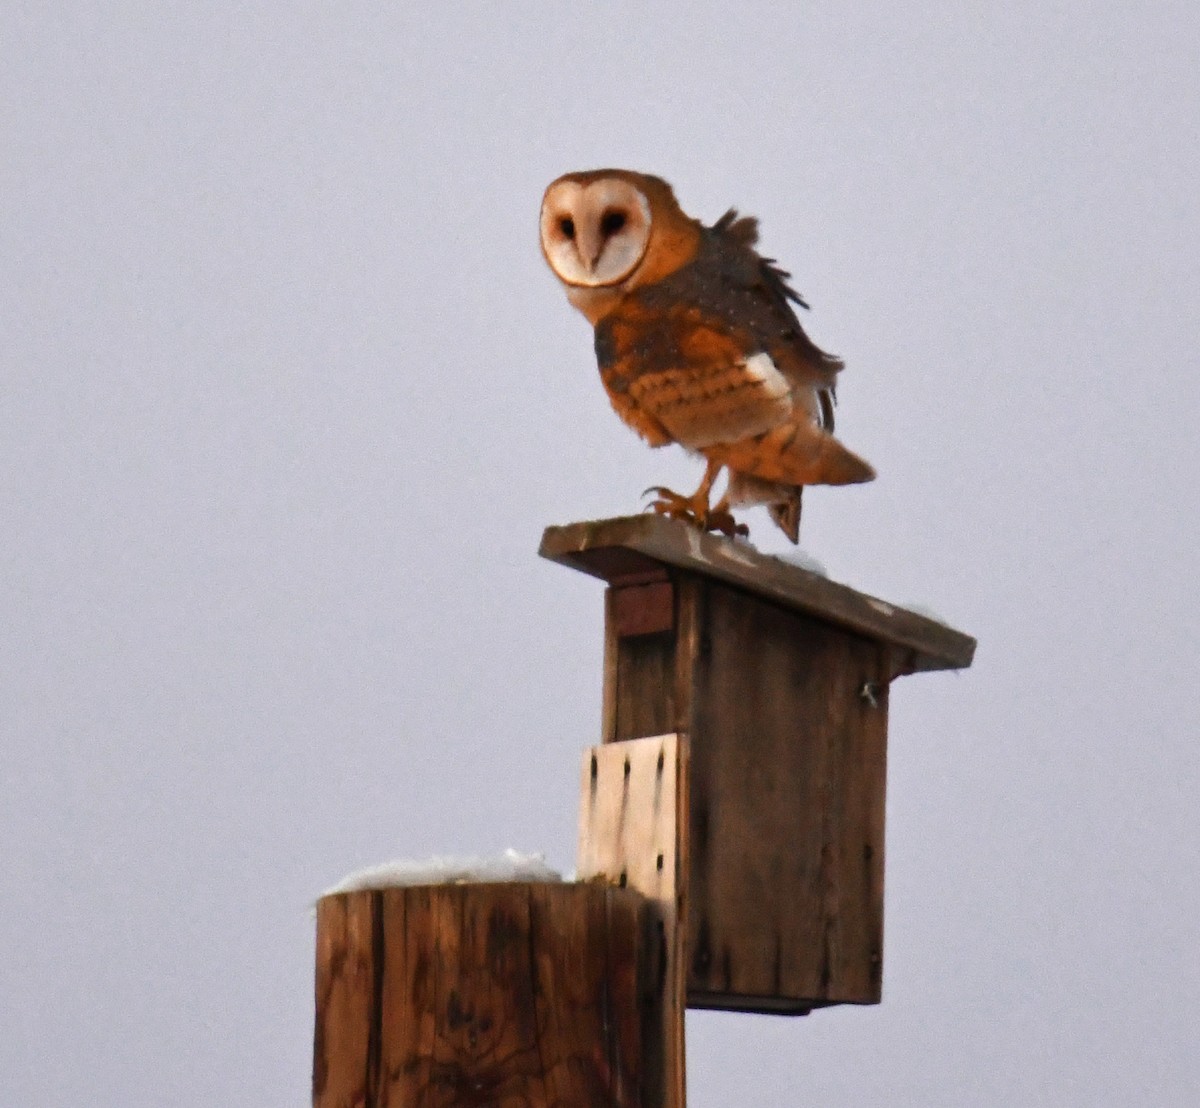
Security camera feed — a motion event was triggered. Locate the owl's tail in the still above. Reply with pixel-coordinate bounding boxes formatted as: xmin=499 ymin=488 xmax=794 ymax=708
xmin=709 ymin=421 xmax=875 ymax=489
xmin=724 ymin=473 xmax=804 ymax=544
xmin=768 ymin=491 xmax=803 ymax=544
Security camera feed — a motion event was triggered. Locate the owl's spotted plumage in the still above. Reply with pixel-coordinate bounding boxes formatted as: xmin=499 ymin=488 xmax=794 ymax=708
xmin=540 ymin=169 xmax=873 ymax=543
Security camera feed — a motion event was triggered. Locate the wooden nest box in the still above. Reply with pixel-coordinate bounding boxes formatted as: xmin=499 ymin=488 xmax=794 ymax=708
xmin=541 ymin=515 xmax=975 ymax=1015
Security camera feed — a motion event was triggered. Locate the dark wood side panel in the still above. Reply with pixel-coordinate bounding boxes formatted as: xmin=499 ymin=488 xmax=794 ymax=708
xmin=604 ymin=580 xmax=681 ymax=743
xmin=684 ymin=579 xmax=889 ymax=1009
xmin=614 ymin=633 xmax=677 ymax=742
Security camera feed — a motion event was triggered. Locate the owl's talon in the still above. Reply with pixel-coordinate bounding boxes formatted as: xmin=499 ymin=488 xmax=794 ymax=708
xmin=641 ymin=486 xmax=749 ymax=539
xmin=643 ymin=487 xmax=701 ymax=525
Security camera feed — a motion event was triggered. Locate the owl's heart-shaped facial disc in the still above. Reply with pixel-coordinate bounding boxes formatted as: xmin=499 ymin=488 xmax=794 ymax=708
xmin=540 ymin=178 xmax=652 ymax=288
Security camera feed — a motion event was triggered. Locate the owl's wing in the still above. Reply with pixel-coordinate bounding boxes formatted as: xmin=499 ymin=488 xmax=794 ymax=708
xmin=595 ymin=211 xmax=844 ymax=451
xmin=702 ymin=210 xmax=844 ymax=397
xmin=594 ymin=223 xmax=874 ymax=488
xmin=595 ymin=300 xmax=794 ymax=451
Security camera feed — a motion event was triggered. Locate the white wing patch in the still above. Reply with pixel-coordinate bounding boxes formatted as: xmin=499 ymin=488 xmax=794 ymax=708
xmin=742 ymin=352 xmax=790 ymax=401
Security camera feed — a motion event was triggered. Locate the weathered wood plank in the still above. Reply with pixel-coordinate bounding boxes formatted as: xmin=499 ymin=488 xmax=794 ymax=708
xmin=540 ymin=514 xmax=975 ymax=674
xmin=314 ymin=883 xmax=665 ymax=1107
xmin=685 ymin=581 xmax=888 ymax=1008
xmin=577 ymin=734 xmax=688 ymax=1108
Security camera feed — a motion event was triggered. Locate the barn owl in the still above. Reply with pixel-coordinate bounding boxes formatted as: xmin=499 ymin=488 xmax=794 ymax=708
xmin=540 ymin=168 xmax=874 ymax=542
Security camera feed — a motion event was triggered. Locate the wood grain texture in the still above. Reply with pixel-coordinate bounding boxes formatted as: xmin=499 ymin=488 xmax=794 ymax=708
xmin=313 ymin=892 xmax=379 ymax=1106
xmin=313 ymin=883 xmax=662 ymax=1108
xmin=577 ymin=735 xmax=689 ymax=1108
xmin=684 ymin=581 xmax=888 ymax=1009
xmin=595 ymin=571 xmax=891 ymax=1012
xmin=540 ymin=514 xmax=976 ymax=674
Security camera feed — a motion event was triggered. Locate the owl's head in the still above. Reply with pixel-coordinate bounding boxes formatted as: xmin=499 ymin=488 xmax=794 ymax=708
xmin=540 ymin=170 xmax=698 ymax=292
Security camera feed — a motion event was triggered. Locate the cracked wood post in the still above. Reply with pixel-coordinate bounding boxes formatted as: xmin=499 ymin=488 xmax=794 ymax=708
xmin=313 ymin=881 xmax=674 ymax=1108
xmin=577 ymin=733 xmax=688 ymax=1108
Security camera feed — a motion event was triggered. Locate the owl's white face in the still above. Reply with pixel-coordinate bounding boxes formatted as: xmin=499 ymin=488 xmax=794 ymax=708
xmin=540 ymin=178 xmax=652 ymax=287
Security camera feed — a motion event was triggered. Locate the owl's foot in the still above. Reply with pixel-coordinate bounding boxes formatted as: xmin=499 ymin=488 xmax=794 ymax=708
xmin=642 ymin=486 xmax=749 ymax=540
xmin=706 ymin=493 xmax=751 ymax=540
xmin=707 ymin=507 xmax=751 ymax=540
xmin=643 ymin=484 xmax=705 ymax=526
xmin=705 ymin=504 xmax=744 ymax=540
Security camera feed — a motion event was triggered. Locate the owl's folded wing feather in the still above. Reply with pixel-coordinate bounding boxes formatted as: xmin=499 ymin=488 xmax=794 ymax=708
xmin=627 ymin=347 xmax=795 ymax=449
xmin=677 ymin=212 xmax=845 ymax=399
xmin=596 ymin=308 xmax=793 ymax=449
xmin=596 ymin=302 xmax=874 ymax=486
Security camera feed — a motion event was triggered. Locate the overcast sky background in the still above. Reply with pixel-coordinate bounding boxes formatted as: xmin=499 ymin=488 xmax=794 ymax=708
xmin=4 ymin=4 xmax=1199 ymax=1105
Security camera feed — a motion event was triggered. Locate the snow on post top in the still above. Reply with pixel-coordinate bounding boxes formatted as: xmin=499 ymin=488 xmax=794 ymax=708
xmin=319 ymin=849 xmax=562 ymax=899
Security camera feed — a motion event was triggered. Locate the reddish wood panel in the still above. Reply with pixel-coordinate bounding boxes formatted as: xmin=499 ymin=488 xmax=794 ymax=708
xmin=313 ymin=891 xmax=379 ymax=1105
xmin=611 ymin=581 xmax=675 ymax=638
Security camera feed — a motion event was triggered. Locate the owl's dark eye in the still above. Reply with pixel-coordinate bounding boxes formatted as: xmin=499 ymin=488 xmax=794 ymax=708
xmin=601 ymin=210 xmax=627 ymax=236
xmin=559 ymin=217 xmax=576 ymax=239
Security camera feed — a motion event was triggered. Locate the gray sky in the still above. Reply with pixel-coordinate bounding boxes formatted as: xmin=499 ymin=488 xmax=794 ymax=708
xmin=4 ymin=3 xmax=1198 ymax=1105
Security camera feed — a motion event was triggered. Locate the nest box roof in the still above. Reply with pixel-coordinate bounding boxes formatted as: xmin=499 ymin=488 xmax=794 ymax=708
xmin=539 ymin=515 xmax=976 ymax=674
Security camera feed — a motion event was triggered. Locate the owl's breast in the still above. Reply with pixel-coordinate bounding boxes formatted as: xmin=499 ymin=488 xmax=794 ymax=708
xmin=591 ymin=300 xmax=691 ymax=448
xmin=593 ymin=298 xmax=711 ymax=393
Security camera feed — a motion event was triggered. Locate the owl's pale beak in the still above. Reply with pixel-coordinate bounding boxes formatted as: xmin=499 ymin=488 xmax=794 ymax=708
xmin=577 ymin=222 xmax=605 ymax=275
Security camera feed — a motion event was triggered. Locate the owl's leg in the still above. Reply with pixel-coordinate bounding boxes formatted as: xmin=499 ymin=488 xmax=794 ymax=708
xmin=644 ymin=459 xmax=749 ymax=538
xmin=644 ymin=458 xmax=722 ymax=522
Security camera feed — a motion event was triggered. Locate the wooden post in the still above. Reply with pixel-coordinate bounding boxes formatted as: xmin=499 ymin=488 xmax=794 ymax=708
xmin=310 ymin=513 xmax=976 ymax=1104
xmin=313 ymin=881 xmax=675 ymax=1108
